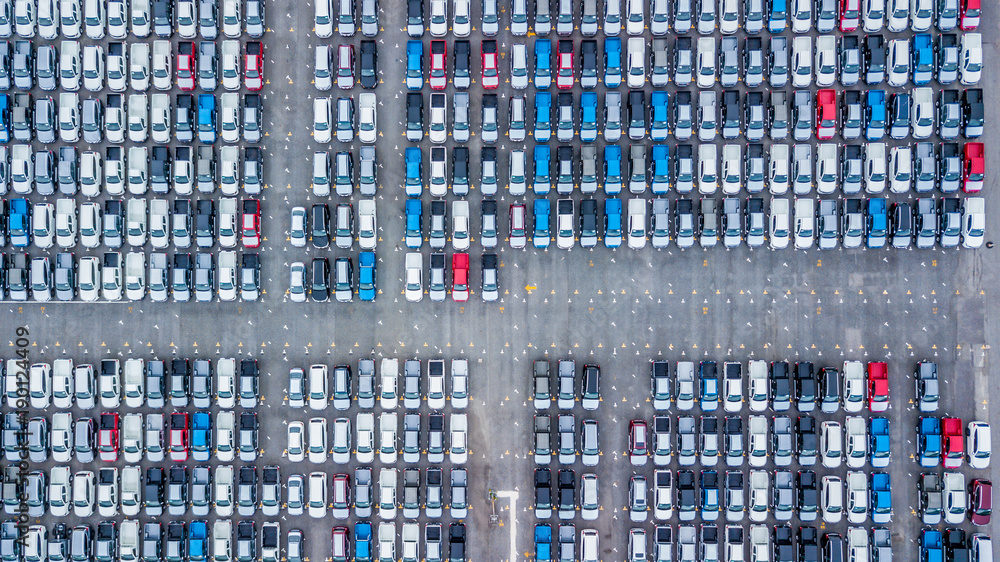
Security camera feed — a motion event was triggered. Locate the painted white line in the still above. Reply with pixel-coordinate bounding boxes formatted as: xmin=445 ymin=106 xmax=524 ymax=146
xmin=496 ymin=490 xmax=519 ymax=562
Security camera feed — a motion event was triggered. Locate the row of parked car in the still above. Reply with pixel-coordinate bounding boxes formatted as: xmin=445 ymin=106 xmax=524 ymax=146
xmin=286 ymin=358 xmax=470 ymax=410
xmin=289 ymin=202 xmax=376 ymax=250
xmin=312 ymin=93 xmax=375 ymax=144
xmin=3 ymin=356 xmax=260 ymax=409
xmin=288 ymin=254 xmax=376 ymax=303
xmin=286 ymin=413 xmax=470 ymax=465
xmin=393 ymin=0 xmax=981 ymax=39
xmin=917 ymin=416 xmax=991 ymax=469
xmin=0 ymin=39 xmax=263 ymax=94
xmin=402 ymin=33 xmax=982 ymax=94
xmin=400 ymin=87 xmax=984 ymax=151
xmin=5 ymin=197 xmax=260 ymax=251
xmin=919 ymin=472 xmax=994 ymax=526
xmin=0 ymin=249 xmax=260 ymax=300
xmin=616 ymin=525 xmax=898 ymax=562
xmin=400 ymin=251 xmax=497 ymax=302
xmin=1 ymin=91 xmax=263 ymax=145
xmin=1 ymin=145 xmax=262 ymax=197
xmin=0 ymin=0 xmax=266 ymax=40
xmin=401 ymin=195 xmax=984 ymax=253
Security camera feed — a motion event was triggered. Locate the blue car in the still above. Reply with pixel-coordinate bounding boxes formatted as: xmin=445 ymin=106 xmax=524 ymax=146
xmin=406 ymin=40 xmax=423 ymax=90
xmin=358 ymin=251 xmax=376 ymax=301
xmin=405 ymin=199 xmax=422 ymax=248
xmin=354 ymin=522 xmax=372 ymax=562
xmin=864 ymin=90 xmax=886 ymax=141
xmin=604 ymin=37 xmax=622 ymax=88
xmin=534 ymin=39 xmax=551 ymax=89
xmin=921 ymin=530 xmax=942 ymax=562
xmin=533 ymin=198 xmax=550 ymax=249
xmin=869 ymin=417 xmax=890 ymax=467
xmin=0 ymin=94 xmax=9 ymax=143
xmin=917 ymin=416 xmax=941 ymax=467
xmin=768 ymin=0 xmax=787 ymax=32
xmin=404 ymin=147 xmax=422 ymax=197
xmin=866 ymin=197 xmax=888 ymax=249
xmin=9 ymin=198 xmax=30 ymax=248
xmin=869 ymin=472 xmax=892 ymax=524
xmin=700 ymin=470 xmax=720 ymax=517
xmin=604 ymin=145 xmax=623 ymax=194
xmin=191 ymin=413 xmax=211 ymax=460
xmin=188 ymin=521 xmax=207 ymax=562
xmin=534 ymin=92 xmax=552 ymax=142
xmin=580 ymin=92 xmax=598 ymax=142
xmin=699 ymin=361 xmax=718 ymax=410
xmin=197 ymin=94 xmax=216 ymax=143
xmin=604 ymin=197 xmax=622 ymax=248
xmin=650 ymin=145 xmax=670 ymax=194
xmin=533 ymin=144 xmax=551 ymax=194
xmin=911 ymin=34 xmax=933 ymax=85
xmin=650 ymin=91 xmax=669 ymax=141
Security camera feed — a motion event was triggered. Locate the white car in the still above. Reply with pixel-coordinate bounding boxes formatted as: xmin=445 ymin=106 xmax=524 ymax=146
xmin=78 ymin=257 xmax=101 ymax=301
xmin=863 ymin=0 xmax=884 ymax=30
xmin=967 ymin=421 xmax=991 ymax=469
xmin=150 ymin=94 xmax=171 ymax=143
xmin=380 ymin=358 xmax=399 ymax=408
xmin=747 ymin=416 xmax=767 ymax=468
xmin=452 ymin=0 xmax=471 ymax=35
xmin=378 ymin=468 xmax=397 ymax=519
xmin=790 ymin=0 xmax=811 ymax=31
xmin=846 ymin=471 xmax=868 ymax=523
xmin=909 ymin=0 xmax=931 ymax=29
xmin=307 ymin=418 xmax=327 ymax=463
xmin=357 ymin=199 xmax=377 ymax=250
xmin=379 ymin=412 xmax=398 ymax=464
xmin=814 ymin=36 xmax=836 ymax=86
xmin=286 ymin=421 xmax=305 ymax=462
xmin=332 ymin=417 xmax=351 ymax=464
xmin=308 ymin=364 xmax=328 ymax=411
xmin=107 ymin=0 xmax=128 ymax=37
xmin=842 ymin=361 xmax=865 ymax=412
xmin=73 ymin=471 xmax=96 ymax=517
xmin=626 ymin=37 xmax=645 ymax=88
xmin=429 ymin=0 xmax=447 ymax=35
xmin=793 ymin=198 xmax=815 ymax=249
xmin=50 ymin=413 xmax=73 ymax=462
xmin=358 ymin=92 xmax=376 ymax=144
xmin=723 ymin=362 xmax=743 ymax=412
xmin=889 ymin=146 xmax=912 ymax=193
xmin=960 ymin=33 xmax=982 ymax=85
xmin=748 ymin=470 xmax=768 ymax=523
xmin=79 ymin=202 xmax=102 ymax=248
xmin=221 ymin=40 xmax=240 ymax=90
xmin=943 ymin=471 xmax=966 ymax=524
xmin=626 ymin=0 xmax=644 ymax=33
xmin=450 ymin=413 xmax=468 ymax=464
xmin=313 ymin=97 xmax=332 ymax=143
xmin=746 ymin=360 xmax=767 ymax=412
xmin=307 ymin=472 xmax=327 ymax=519
xmin=130 ymin=42 xmax=150 ymax=90
xmin=963 ymin=197 xmax=985 ymax=249
xmin=721 ymin=144 xmax=741 ymax=195
xmin=719 ymin=0 xmax=739 ymax=33
xmin=220 ymin=92 xmax=240 ymax=143
xmin=696 ymin=37 xmax=715 ymax=89
xmin=791 ymin=36 xmax=812 ymax=87
xmin=821 ymin=476 xmax=843 ymax=523
xmin=821 ymin=421 xmax=843 ymax=468
xmin=910 ymin=87 xmax=933 ymax=139
xmin=356 ymin=412 xmax=375 ymax=463
xmin=61 ymin=0 xmax=83 ymax=37
xmin=59 ymin=41 xmax=82 ymax=91
xmin=152 ymin=41 xmax=172 ymax=90
xmin=32 ymin=203 xmax=55 ymax=249
xmin=315 ymin=0 xmax=333 ymax=37
xmin=404 ymin=253 xmax=422 ymax=303
xmin=127 ymin=94 xmax=148 ymax=142
xmin=887 ymin=39 xmax=909 ymax=87
xmin=49 ymin=466 xmax=72 ymax=516
xmin=844 ymin=416 xmax=867 ymax=468
xmin=82 ymin=45 xmax=105 ymax=91
xmin=626 ymin=198 xmax=647 ymax=249
xmin=123 ymin=358 xmax=144 ymax=407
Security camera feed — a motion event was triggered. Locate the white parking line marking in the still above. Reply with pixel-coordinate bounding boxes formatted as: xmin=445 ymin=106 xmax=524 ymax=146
xmin=495 ymin=490 xmax=519 ymax=562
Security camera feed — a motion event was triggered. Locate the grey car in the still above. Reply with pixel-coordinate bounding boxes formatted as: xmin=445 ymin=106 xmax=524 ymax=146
xmin=36 ymin=45 xmax=58 ymax=90
xmin=817 ymin=200 xmax=839 ymax=250
xmin=35 ymin=97 xmax=56 ymax=143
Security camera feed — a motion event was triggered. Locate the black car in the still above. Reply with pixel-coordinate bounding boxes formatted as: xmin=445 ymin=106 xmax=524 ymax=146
xmin=170 ymin=360 xmax=190 ymax=406
xmin=890 ymin=202 xmax=913 ymax=248
xmin=103 ymin=200 xmax=124 ymax=248
xmin=674 ymin=197 xmax=694 ymax=239
xmin=166 ymin=466 xmax=188 ymax=515
xmin=721 ymin=90 xmax=740 ymax=139
xmin=453 ymin=40 xmax=471 ymax=88
xmin=237 ymin=466 xmax=258 ymax=515
xmin=94 ymin=523 xmax=117 ymax=562
xmin=151 ymin=147 xmax=172 ymax=193
xmin=794 ymin=361 xmax=816 ymax=409
xmin=359 ymin=40 xmax=378 ymax=89
xmin=240 ymin=360 xmax=259 ymax=407
xmin=236 ymin=522 xmax=255 ymax=562
xmin=772 ymin=525 xmax=794 ymax=562
xmin=311 ymin=204 xmax=330 ymax=248
xmin=406 ymin=0 xmax=424 ymax=35
xmin=818 ymin=368 xmax=840 ymax=409
xmin=557 ymin=469 xmax=575 ymax=517
xmin=744 ymin=92 xmax=765 ymax=139
xmin=796 ymin=416 xmax=818 ymax=462
xmin=239 ymin=413 xmax=258 ymax=461
xmin=448 ymin=523 xmax=466 ymax=562
xmin=821 ymin=533 xmax=844 ymax=562
xmin=172 ymin=254 xmax=193 ymax=301
xmin=195 ymin=200 xmax=215 ymax=248
xmin=405 ymin=92 xmax=423 ymax=141
xmin=797 ymin=470 xmax=818 ymax=518
xmin=452 ymin=147 xmax=469 ymax=194
xmin=798 ymin=527 xmax=819 ymax=562
xmin=769 ymin=361 xmax=790 ymax=409
xmin=534 ymin=468 xmax=552 ymax=515
xmin=863 ymin=34 xmax=885 ymax=84
xmin=627 ymin=90 xmax=645 ymax=139
xmin=152 ymin=0 xmax=174 ymax=36
xmin=176 ymin=95 xmax=195 ymax=141
xmin=578 ymin=198 xmax=598 ymax=247
xmin=962 ymin=88 xmax=983 ymax=138
xmin=677 ymin=470 xmax=696 ymax=516
xmin=310 ymin=257 xmax=330 ymax=302
xmin=945 ymin=529 xmax=968 ymax=562
xmin=888 ymin=92 xmax=910 ymax=139
xmin=580 ymin=40 xmax=598 ymax=88
xmin=164 ymin=522 xmax=185 ymax=562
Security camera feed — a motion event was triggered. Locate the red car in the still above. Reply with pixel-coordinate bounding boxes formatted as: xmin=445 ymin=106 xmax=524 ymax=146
xmin=242 ymin=199 xmax=261 ymax=248
xmin=866 ymin=361 xmax=888 ymax=412
xmin=177 ymin=42 xmax=197 ymax=91
xmin=331 ymin=527 xmax=350 ymax=561
xmin=169 ymin=412 xmax=190 ymax=462
xmin=839 ymin=0 xmax=860 ymax=31
xmin=628 ymin=420 xmax=648 ymax=466
xmin=481 ymin=40 xmax=499 ymax=89
xmin=815 ymin=89 xmax=837 ymax=140
xmin=556 ymin=40 xmax=574 ymax=90
xmin=430 ymin=40 xmax=448 ymax=90
xmin=452 ymin=253 xmax=469 ymax=302
xmin=98 ymin=413 xmax=120 ymax=462
xmin=970 ymin=479 xmax=992 ymax=525
xmin=960 ymin=0 xmax=980 ymax=29
xmin=244 ymin=41 xmax=264 ymax=91
xmin=963 ymin=142 xmax=984 ymax=193
xmin=943 ymin=417 xmax=964 ymax=468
